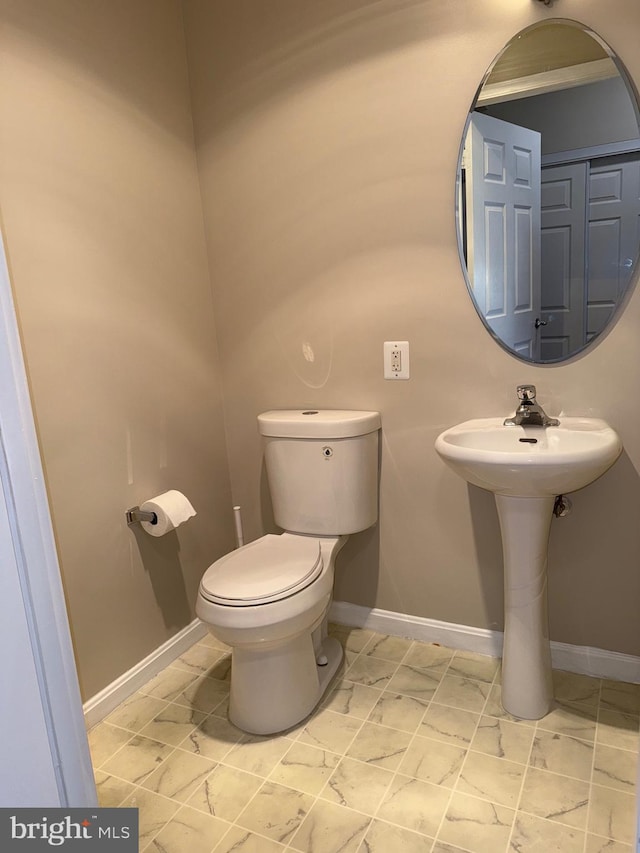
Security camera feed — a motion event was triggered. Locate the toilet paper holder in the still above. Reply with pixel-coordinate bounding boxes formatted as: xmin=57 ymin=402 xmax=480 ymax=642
xmin=125 ymin=506 xmax=158 ymax=526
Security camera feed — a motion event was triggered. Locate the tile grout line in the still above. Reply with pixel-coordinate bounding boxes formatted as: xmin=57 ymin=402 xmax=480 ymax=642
xmin=303 ymin=631 xmax=449 ymax=848
xmin=302 ymin=632 xmax=410 ymax=848
xmin=360 ymin=636 xmax=443 ymax=847
xmin=274 ymin=632 xmax=400 ymax=851
xmin=505 ymin=688 xmax=547 ymax=853
xmin=236 ymin=634 xmax=384 ymax=851
xmin=238 ymin=636 xmax=489 ymax=849
xmin=361 ymin=639 xmax=491 ymax=849
xmin=582 ymin=676 xmax=604 ymax=853
xmin=430 ymin=655 xmax=501 ymax=852
xmin=97 ymin=666 xmax=262 ymax=851
xmin=90 ymin=626 xmax=639 ymax=852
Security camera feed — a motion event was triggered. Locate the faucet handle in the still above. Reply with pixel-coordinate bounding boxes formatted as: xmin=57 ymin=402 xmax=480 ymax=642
xmin=516 ymin=384 xmax=537 ymax=401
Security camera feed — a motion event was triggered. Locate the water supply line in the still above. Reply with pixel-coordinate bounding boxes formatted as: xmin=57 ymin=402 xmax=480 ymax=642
xmin=233 ymin=505 xmax=244 ymax=548
xmin=553 ymin=495 xmax=572 ymax=518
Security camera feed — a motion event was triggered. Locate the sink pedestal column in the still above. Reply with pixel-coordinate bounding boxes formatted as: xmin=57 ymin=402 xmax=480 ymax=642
xmin=495 ymin=494 xmax=554 ymax=719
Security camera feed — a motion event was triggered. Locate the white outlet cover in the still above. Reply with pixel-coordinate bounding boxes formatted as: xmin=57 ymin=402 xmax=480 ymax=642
xmin=383 ymin=341 xmax=410 ymax=379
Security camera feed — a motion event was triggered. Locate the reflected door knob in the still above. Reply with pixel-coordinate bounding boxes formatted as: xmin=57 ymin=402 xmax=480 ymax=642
xmin=534 ymin=318 xmax=547 ymax=329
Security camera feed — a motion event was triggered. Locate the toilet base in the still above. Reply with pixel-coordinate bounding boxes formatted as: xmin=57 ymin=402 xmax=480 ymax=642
xmin=229 ymin=634 xmax=343 ymax=735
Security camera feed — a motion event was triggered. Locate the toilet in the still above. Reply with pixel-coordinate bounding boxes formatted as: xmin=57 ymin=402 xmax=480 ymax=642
xmin=196 ymin=409 xmax=381 ymax=735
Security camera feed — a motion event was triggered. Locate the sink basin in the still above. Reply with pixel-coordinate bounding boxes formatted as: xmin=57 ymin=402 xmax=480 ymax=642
xmin=435 ymin=417 xmax=622 ymax=497
xmin=435 ymin=415 xmax=622 ymax=720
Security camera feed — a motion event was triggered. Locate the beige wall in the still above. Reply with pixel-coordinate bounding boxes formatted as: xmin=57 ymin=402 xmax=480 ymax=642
xmin=183 ymin=0 xmax=640 ymax=655
xmin=1 ymin=0 xmax=639 ymax=707
xmin=0 ymin=0 xmax=235 ymax=699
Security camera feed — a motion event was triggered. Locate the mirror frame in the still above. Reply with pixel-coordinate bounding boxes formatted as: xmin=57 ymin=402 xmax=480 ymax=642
xmin=455 ymin=18 xmax=640 ymax=364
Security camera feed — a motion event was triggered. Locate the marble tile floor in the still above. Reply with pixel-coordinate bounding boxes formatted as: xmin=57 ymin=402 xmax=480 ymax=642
xmin=88 ymin=624 xmax=639 ymax=853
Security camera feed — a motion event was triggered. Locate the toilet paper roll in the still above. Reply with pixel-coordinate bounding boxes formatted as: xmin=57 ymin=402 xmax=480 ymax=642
xmin=140 ymin=490 xmax=196 ymax=537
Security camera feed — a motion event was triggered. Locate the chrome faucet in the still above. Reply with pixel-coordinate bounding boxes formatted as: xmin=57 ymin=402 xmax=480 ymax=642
xmin=504 ymin=385 xmax=559 ymax=427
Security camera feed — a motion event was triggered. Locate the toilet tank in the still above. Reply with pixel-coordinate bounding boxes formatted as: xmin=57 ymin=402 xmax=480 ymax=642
xmin=258 ymin=410 xmax=381 ymax=535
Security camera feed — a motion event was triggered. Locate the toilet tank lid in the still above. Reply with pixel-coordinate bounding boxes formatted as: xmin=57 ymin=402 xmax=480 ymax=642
xmin=258 ymin=409 xmax=381 ymax=439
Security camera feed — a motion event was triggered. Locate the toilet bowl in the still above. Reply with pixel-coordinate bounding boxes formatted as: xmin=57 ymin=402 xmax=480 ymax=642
xmin=197 ymin=533 xmax=347 ymax=734
xmin=196 ymin=409 xmax=381 ymax=735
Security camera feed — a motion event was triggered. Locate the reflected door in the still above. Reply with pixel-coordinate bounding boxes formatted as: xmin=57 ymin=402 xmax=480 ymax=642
xmin=540 ymin=162 xmax=588 ymax=361
xmin=465 ymin=112 xmax=542 ymax=360
xmin=539 ymin=153 xmax=640 ymax=360
xmin=588 ymin=155 xmax=640 ymax=338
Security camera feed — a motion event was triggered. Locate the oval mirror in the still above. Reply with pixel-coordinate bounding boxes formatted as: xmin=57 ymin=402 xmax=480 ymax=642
xmin=456 ymin=20 xmax=640 ymax=363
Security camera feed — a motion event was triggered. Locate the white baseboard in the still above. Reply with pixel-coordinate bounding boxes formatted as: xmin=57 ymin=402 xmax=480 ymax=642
xmin=84 ymin=604 xmax=640 ymax=730
xmin=330 ymin=601 xmax=640 ymax=684
xmin=83 ymin=619 xmax=208 ymax=729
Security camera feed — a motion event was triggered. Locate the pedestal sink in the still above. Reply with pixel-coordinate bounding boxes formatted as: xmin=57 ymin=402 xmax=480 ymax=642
xmin=435 ymin=417 xmax=622 ymax=719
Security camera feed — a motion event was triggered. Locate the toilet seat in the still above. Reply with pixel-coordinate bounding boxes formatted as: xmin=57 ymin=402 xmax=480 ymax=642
xmin=199 ymin=534 xmax=323 ymax=606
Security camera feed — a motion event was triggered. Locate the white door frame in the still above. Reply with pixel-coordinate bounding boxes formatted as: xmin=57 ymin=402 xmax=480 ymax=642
xmin=0 ymin=231 xmax=96 ymax=806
